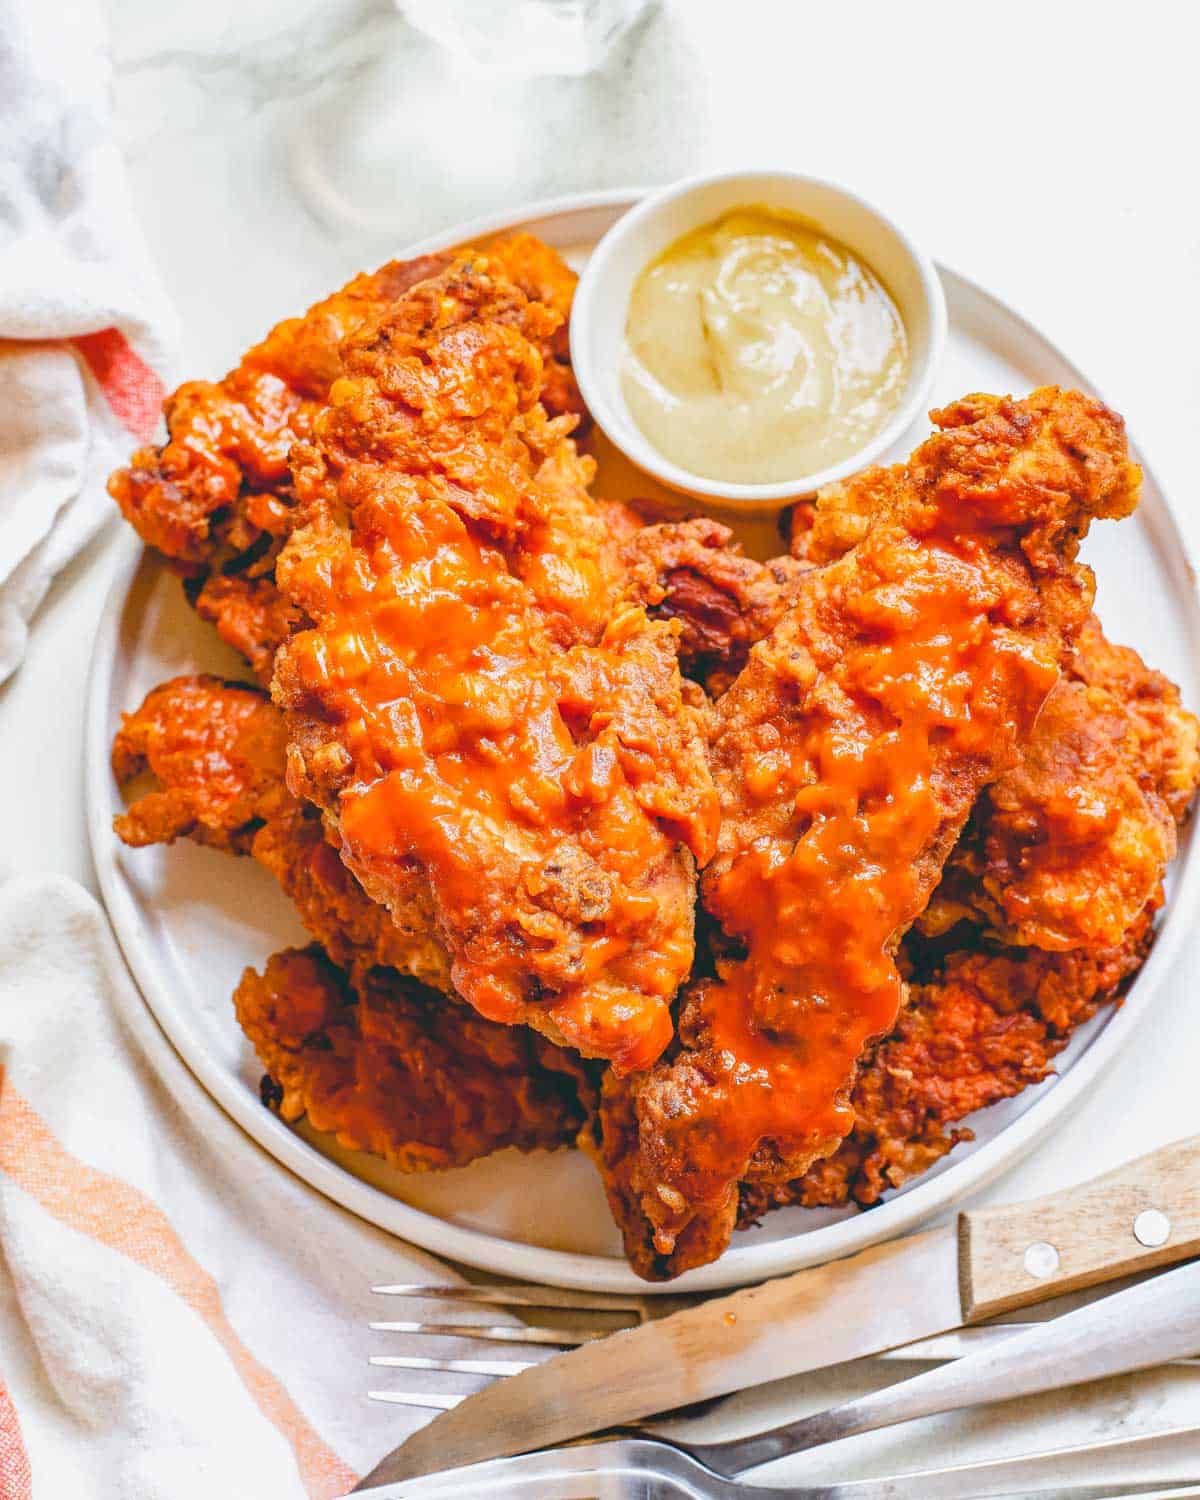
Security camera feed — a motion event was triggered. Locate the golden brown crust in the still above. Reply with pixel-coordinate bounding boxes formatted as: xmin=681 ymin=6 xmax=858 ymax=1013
xmin=111 ymin=674 xmax=290 ymax=852
xmin=272 ymin=255 xmax=717 ymax=1073
xmin=111 ymin=674 xmax=452 ymax=989
xmin=596 ymin=388 xmax=1141 ymax=1279
xmin=790 ymin=475 xmax=1200 ymax=955
xmin=110 ymin=657 xmax=1190 ymax=1217
xmin=113 ymin=675 xmax=593 ymax=1174
xmin=630 ymin=473 xmax=1197 ymax=1237
xmin=109 ymin=238 xmax=588 ymax=685
xmin=109 ymin=256 xmax=453 ymax=569
xmin=238 ymin=946 xmax=589 ymax=1172
xmin=620 ymin=517 xmax=809 ymax=694
xmin=107 ymin=252 xmax=1196 ymax=1285
xmin=921 ymin=621 xmax=1199 ymax=951
xmin=740 ymin=905 xmax=1156 ymax=1221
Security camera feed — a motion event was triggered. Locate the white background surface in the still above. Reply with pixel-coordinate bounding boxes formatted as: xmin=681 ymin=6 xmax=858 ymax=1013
xmin=4 ymin=0 xmax=1199 ymax=1482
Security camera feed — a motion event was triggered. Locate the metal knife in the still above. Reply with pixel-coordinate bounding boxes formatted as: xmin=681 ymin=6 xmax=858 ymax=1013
xmin=359 ymin=1133 xmax=1200 ymax=1487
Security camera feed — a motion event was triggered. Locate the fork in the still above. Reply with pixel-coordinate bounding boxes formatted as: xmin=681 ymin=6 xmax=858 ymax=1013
xmin=367 ymin=1281 xmax=1200 ymax=1411
xmin=368 ymin=1282 xmax=690 ymax=1407
xmin=356 ymin=1260 xmax=1200 ymax=1492
xmin=353 ymin=1427 xmax=1200 ymax=1498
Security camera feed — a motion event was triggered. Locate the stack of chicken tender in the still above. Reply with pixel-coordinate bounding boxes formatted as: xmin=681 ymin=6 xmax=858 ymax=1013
xmin=110 ymin=236 xmax=1199 ymax=1280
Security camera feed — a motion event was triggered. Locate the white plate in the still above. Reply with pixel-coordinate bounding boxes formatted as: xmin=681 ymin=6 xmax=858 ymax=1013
xmin=87 ymin=191 xmax=1200 ymax=1293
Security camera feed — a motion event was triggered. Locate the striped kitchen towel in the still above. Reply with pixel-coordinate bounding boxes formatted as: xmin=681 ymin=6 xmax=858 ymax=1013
xmin=0 ymin=0 xmax=177 ymax=684
xmin=0 ymin=871 xmax=456 ymax=1499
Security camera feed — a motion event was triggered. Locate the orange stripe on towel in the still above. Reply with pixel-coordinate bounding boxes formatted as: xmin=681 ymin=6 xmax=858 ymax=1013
xmin=0 ymin=1376 xmax=32 ymax=1500
xmin=71 ymin=329 xmax=165 ymax=443
xmin=0 ymin=1085 xmax=358 ymax=1499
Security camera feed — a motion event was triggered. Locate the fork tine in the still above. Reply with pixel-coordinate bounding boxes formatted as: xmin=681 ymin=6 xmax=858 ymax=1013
xmin=370 ymin=1282 xmax=647 ymax=1313
xmin=368 ymin=1319 xmax=606 ymax=1345
xmin=368 ymin=1354 xmax=536 ymax=1376
xmin=368 ymin=1390 xmax=467 ymax=1411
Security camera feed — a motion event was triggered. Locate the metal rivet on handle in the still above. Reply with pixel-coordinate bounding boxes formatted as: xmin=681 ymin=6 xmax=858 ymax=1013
xmin=1133 ymin=1209 xmax=1172 ymax=1248
xmin=1023 ymin=1241 xmax=1060 ymax=1279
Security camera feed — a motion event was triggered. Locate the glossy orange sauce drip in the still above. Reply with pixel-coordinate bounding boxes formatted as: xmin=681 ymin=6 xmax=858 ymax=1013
xmin=688 ymin=533 xmax=1059 ymax=1207
xmin=287 ymin=486 xmax=690 ymax=1072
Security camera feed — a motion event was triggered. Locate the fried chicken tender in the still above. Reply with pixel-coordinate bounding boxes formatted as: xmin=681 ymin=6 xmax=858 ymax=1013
xmin=113 ymin=675 xmax=594 ymax=1167
xmin=667 ymin=468 xmax=1200 ymax=957
xmin=614 ymin=502 xmax=1197 ymax=1220
xmin=111 ymin=635 xmax=1188 ymax=1217
xmin=787 ymin=466 xmax=1200 ymax=953
xmin=639 ymin=480 xmax=1197 ymax=1226
xmin=115 ymin=533 xmax=1192 ymax=1246
xmin=595 ymin=387 xmax=1141 ymax=1279
xmin=741 ymin=906 xmax=1157 ymax=1222
xmin=272 ymin=255 xmax=717 ymax=1073
xmin=112 ymin=675 xmax=290 ymax=851
xmin=112 ymin=673 xmax=452 ymax=991
xmin=620 ymin=517 xmax=809 ymax=693
xmin=789 ymin=463 xmax=902 ymax=566
xmin=109 ymin=236 xmax=587 ymax=682
xmin=485 ymin=233 xmax=586 ymax=428
xmin=921 ymin=620 xmax=1199 ymax=950
xmin=236 ymin=947 xmax=587 ymax=1173
xmin=739 ymin=616 xmax=1199 ymax=1215
xmin=111 ymin=340 xmax=1192 ymax=1274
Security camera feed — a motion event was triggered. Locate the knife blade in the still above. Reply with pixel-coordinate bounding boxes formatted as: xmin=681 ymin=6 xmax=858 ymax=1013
xmin=359 ymin=1133 xmax=1200 ymax=1487
xmin=356 ymin=1225 xmax=960 ymax=1487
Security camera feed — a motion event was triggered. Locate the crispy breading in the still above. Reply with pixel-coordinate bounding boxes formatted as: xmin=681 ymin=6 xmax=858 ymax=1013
xmin=669 ymin=471 xmax=1200 ymax=956
xmin=112 ymin=656 xmax=1190 ymax=1221
xmin=109 ymin=237 xmax=588 ymax=682
xmin=789 ymin=463 xmax=902 ymax=566
xmin=634 ymin=485 xmax=1198 ymax=1229
xmin=740 ymin=905 xmax=1156 ymax=1221
xmin=620 ymin=516 xmax=809 ymax=693
xmin=237 ymin=946 xmax=588 ymax=1173
xmin=109 ymin=255 xmax=452 ymax=572
xmin=187 ymin=573 xmax=306 ymax=687
xmin=112 ymin=673 xmax=453 ymax=992
xmin=486 ymin=233 xmax=587 ymax=429
xmin=272 ymin=255 xmax=717 ymax=1074
xmin=920 ymin=618 xmax=1199 ymax=951
xmin=114 ymin=677 xmax=591 ymax=1170
xmin=789 ymin=471 xmax=1200 ymax=953
xmin=111 ymin=674 xmax=290 ymax=852
xmin=594 ymin=388 xmax=1141 ymax=1279
xmin=114 ymin=676 xmax=596 ymax=1169
xmin=110 ymin=255 xmax=1196 ymax=1280
xmin=251 ymin=805 xmax=453 ymax=995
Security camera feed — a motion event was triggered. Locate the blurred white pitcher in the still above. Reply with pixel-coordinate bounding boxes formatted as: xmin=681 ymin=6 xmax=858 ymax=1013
xmin=398 ymin=0 xmax=658 ymax=75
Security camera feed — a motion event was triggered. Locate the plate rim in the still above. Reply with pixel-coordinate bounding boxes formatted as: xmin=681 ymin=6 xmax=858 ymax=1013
xmin=86 ymin=186 xmax=1200 ymax=1293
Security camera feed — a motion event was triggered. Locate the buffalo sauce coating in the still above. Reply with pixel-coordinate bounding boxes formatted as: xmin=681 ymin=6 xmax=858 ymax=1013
xmin=284 ymin=469 xmax=710 ymax=1075
xmin=668 ymin=526 xmax=1061 ymax=1224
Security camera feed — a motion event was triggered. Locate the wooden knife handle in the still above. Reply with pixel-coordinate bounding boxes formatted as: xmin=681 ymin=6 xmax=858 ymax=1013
xmin=958 ymin=1134 xmax=1200 ymax=1321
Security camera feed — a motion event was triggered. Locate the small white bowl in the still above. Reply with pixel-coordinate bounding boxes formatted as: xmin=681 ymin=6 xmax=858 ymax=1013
xmin=570 ymin=170 xmax=948 ymax=509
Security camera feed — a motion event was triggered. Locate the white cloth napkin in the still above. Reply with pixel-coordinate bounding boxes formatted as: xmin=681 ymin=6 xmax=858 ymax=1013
xmin=0 ymin=0 xmax=178 ymax=685
xmin=0 ymin=872 xmax=454 ymax=1499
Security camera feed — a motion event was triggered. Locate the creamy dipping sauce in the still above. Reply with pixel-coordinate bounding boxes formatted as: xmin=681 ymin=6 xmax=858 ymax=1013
xmin=621 ymin=208 xmax=911 ymax=485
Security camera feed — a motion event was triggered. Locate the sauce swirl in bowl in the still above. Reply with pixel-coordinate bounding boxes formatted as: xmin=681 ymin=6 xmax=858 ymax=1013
xmin=570 ymin=170 xmax=947 ymax=509
xmin=622 ymin=208 xmax=910 ymax=485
